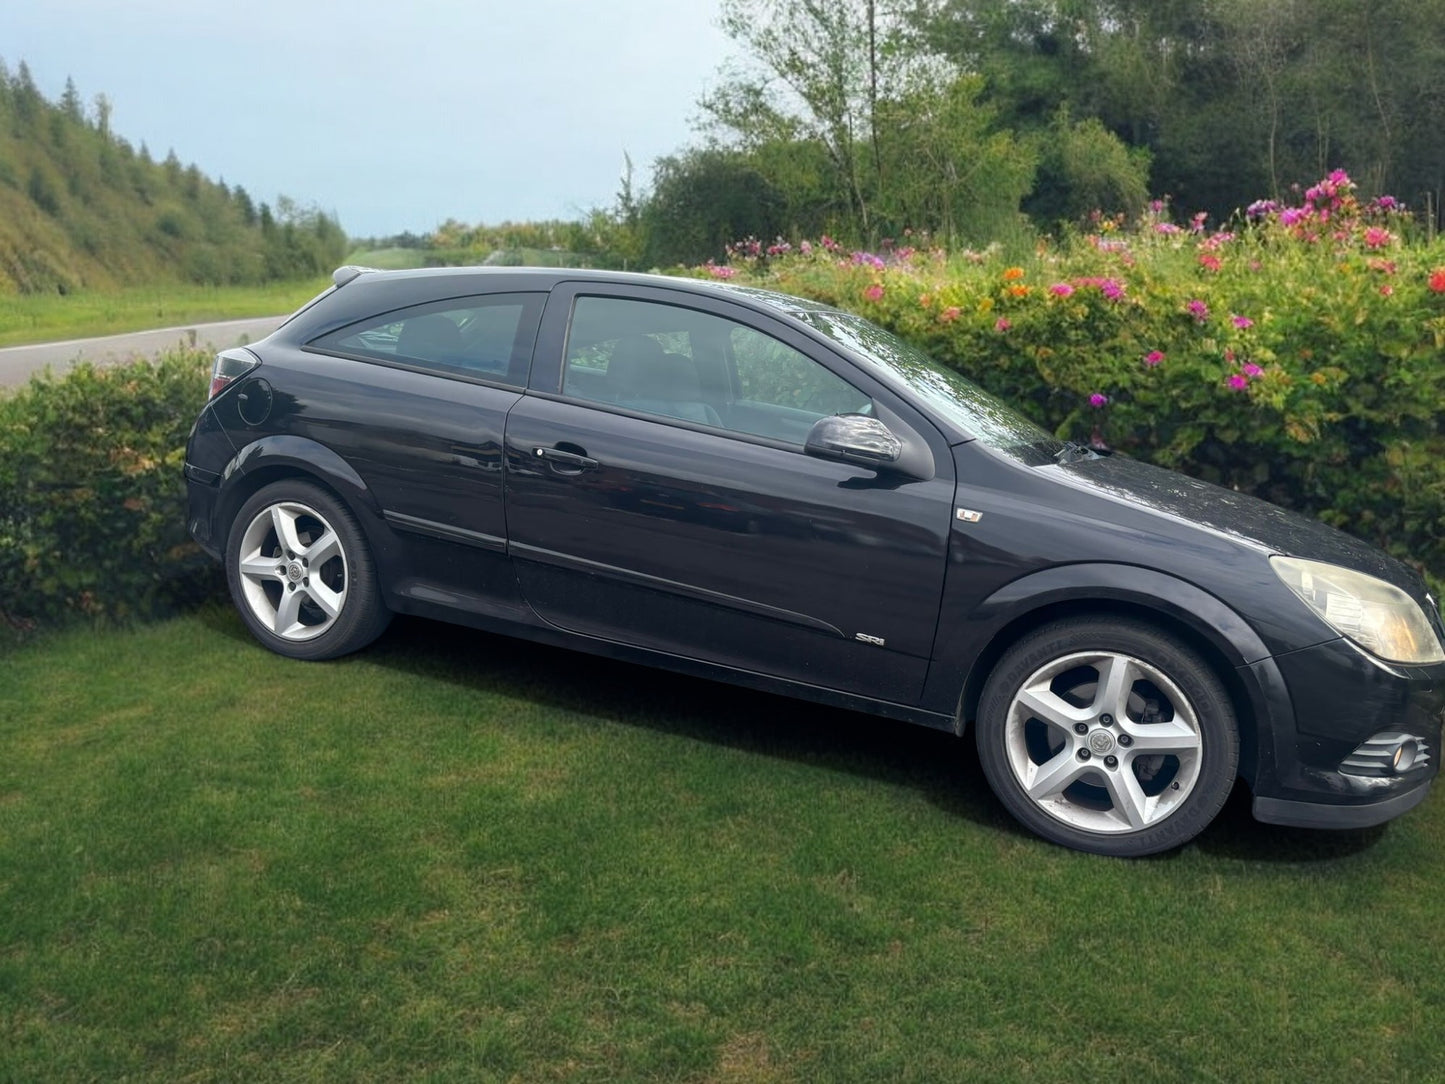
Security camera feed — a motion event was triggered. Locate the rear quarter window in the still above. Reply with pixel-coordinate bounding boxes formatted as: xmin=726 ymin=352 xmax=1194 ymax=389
xmin=309 ymin=293 xmax=544 ymax=386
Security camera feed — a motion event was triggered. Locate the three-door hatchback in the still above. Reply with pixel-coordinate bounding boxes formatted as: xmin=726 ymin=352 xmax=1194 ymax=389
xmin=186 ymin=266 xmax=1443 ymax=855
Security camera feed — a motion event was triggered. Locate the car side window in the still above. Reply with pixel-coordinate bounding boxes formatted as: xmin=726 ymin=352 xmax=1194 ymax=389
xmin=310 ymin=293 xmax=544 ymax=386
xmin=562 ymin=296 xmax=870 ymax=444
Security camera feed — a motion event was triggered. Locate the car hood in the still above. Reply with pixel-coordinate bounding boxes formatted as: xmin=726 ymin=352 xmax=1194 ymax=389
xmin=1050 ymin=452 xmax=1429 ymax=597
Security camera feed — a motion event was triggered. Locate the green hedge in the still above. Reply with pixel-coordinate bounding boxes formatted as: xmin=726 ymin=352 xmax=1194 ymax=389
xmin=704 ymin=178 xmax=1445 ymax=590
xmin=0 ymin=348 xmax=222 ymax=633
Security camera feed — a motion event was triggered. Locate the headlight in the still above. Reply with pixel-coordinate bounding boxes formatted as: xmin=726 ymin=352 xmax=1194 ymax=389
xmin=1271 ymin=556 xmax=1445 ymax=664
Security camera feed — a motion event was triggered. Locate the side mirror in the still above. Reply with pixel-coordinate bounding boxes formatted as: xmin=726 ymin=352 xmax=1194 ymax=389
xmin=804 ymin=413 xmax=903 ymax=469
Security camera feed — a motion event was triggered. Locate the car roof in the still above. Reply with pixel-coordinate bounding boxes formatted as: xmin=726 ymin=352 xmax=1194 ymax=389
xmin=315 ymin=264 xmax=844 ymax=323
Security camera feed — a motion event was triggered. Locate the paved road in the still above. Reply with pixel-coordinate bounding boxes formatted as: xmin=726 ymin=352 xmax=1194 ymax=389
xmin=0 ymin=315 xmax=287 ymax=388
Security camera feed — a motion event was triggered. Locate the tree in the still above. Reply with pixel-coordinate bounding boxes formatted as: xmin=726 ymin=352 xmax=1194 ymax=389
xmin=643 ymin=147 xmax=790 ymax=264
xmin=874 ymin=74 xmax=1037 ymax=241
xmin=60 ymin=77 xmax=84 ymax=123
xmin=704 ymin=0 xmax=914 ymax=237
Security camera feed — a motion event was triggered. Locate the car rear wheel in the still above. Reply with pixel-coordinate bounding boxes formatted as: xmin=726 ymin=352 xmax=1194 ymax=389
xmin=976 ymin=618 xmax=1239 ymax=856
xmin=226 ymin=480 xmax=390 ymax=660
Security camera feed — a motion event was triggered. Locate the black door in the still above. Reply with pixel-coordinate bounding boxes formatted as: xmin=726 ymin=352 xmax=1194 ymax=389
xmin=297 ymin=291 xmax=544 ymax=601
xmin=503 ymin=283 xmax=955 ymax=706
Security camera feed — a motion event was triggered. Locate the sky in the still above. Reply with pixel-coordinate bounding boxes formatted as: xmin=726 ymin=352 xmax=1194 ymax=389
xmin=0 ymin=0 xmax=736 ymax=238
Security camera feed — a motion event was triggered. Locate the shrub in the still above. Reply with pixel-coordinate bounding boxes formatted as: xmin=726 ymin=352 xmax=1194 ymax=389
xmin=0 ymin=347 xmax=222 ymax=631
xmin=696 ymin=174 xmax=1445 ymax=590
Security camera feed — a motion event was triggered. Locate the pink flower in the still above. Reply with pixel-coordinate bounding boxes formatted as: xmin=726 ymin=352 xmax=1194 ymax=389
xmin=1187 ymin=299 xmax=1209 ymax=322
xmin=1231 ymin=314 xmax=1253 ymax=329
xmin=995 ymin=317 xmax=1011 ymax=331
xmin=940 ymin=306 xmax=961 ymax=322
xmin=1089 ymin=393 xmax=1109 ymax=408
xmin=799 ymin=240 xmax=813 ymax=255
xmin=1242 ymin=363 xmax=1264 ymax=378
xmin=1227 ymin=374 xmax=1250 ymax=391
xmin=1364 ymin=226 xmax=1393 ymax=249
xmin=1144 ymin=350 xmax=1165 ymax=367
xmin=1380 ymin=284 xmax=1395 ymax=297
xmin=1050 ymin=282 xmax=1075 ymax=297
xmin=705 ymin=263 xmax=736 ymax=280
xmin=863 ymin=283 xmax=884 ymax=302
xmin=1198 ymin=253 xmax=1222 ymax=273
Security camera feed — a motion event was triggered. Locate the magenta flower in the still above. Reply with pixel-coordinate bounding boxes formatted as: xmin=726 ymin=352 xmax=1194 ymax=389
xmin=1242 ymin=363 xmax=1264 ymax=378
xmin=1231 ymin=314 xmax=1254 ymax=329
xmin=1227 ymin=374 xmax=1250 ymax=391
xmin=863 ymin=283 xmax=885 ymax=302
xmin=995 ymin=317 xmax=1011 ymax=332
xmin=1187 ymin=299 xmax=1209 ymax=322
xmin=1050 ymin=282 xmax=1075 ymax=297
xmin=1144 ymin=350 xmax=1165 ymax=367
xmin=1089 ymin=393 xmax=1109 ymax=408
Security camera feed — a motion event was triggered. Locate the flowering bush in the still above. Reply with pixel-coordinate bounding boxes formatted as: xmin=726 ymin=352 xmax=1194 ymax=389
xmin=691 ymin=174 xmax=1445 ymax=587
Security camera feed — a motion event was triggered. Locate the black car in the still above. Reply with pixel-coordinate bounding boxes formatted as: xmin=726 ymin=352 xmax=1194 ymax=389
xmin=185 ymin=266 xmax=1443 ymax=856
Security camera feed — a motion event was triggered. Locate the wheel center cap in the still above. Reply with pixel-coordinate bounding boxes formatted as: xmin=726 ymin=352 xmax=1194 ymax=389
xmin=286 ymin=561 xmax=304 ymax=582
xmin=1088 ymin=730 xmax=1116 ymax=755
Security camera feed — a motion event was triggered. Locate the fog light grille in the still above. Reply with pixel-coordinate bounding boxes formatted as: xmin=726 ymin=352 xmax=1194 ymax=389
xmin=1340 ymin=732 xmax=1432 ymax=777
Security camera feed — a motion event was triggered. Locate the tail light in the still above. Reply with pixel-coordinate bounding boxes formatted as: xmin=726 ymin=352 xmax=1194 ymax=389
xmin=209 ymin=348 xmax=260 ymax=399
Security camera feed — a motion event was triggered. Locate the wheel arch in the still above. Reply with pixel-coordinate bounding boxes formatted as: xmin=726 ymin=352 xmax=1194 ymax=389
xmin=951 ymin=565 xmax=1279 ymax=785
xmin=213 ymin=436 xmax=391 ymax=563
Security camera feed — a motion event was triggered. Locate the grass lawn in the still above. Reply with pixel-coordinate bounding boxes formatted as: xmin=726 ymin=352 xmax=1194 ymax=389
xmin=2 ymin=609 xmax=1442 ymax=1081
xmin=0 ymin=280 xmax=330 ymax=348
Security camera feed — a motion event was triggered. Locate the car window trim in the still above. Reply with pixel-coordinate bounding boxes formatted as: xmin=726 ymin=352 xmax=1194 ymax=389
xmin=520 ymin=386 xmax=809 ymax=456
xmin=299 ymin=346 xmax=537 ymax=392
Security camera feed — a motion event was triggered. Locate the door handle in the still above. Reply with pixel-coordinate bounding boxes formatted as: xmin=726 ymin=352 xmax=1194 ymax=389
xmin=533 ymin=446 xmax=599 ymax=474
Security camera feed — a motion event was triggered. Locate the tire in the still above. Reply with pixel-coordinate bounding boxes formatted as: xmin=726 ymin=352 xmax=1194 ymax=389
xmin=975 ymin=617 xmax=1239 ymax=857
xmin=225 ymin=480 xmax=391 ymax=660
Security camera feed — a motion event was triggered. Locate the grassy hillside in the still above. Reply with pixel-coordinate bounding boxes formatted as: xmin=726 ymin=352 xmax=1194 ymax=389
xmin=0 ymin=59 xmax=346 ymax=295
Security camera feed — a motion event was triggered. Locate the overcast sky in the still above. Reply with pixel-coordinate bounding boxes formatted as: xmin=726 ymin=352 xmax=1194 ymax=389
xmin=1 ymin=0 xmax=735 ymax=237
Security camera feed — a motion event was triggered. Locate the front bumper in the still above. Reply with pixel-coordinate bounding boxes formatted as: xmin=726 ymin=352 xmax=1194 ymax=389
xmin=1243 ymin=635 xmax=1443 ymax=829
xmin=1254 ymin=780 xmax=1431 ymax=829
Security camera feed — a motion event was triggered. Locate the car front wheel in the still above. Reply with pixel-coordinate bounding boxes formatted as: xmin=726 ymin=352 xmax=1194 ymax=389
xmin=976 ymin=618 xmax=1239 ymax=857
xmin=225 ymin=480 xmax=390 ymax=660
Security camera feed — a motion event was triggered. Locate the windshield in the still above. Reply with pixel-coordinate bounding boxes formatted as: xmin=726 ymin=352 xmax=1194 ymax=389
xmin=796 ymin=309 xmax=1062 ymax=456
